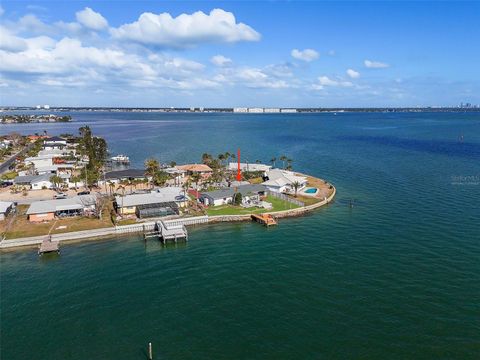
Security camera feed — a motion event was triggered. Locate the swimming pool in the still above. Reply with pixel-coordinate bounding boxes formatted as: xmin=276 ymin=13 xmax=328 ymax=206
xmin=304 ymin=187 xmax=318 ymax=194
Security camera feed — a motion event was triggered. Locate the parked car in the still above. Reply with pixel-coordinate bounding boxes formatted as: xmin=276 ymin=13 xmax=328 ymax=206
xmin=77 ymin=190 xmax=90 ymax=195
xmin=54 ymin=193 xmax=67 ymax=199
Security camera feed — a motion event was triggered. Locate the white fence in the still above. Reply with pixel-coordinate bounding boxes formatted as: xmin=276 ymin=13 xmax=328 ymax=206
xmin=267 ymin=190 xmax=305 ymax=207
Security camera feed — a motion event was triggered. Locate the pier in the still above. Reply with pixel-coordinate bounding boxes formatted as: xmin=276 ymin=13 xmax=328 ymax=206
xmin=38 ymin=236 xmax=60 ymax=255
xmin=144 ymin=220 xmax=188 ymax=243
xmin=251 ymin=214 xmax=277 ymax=226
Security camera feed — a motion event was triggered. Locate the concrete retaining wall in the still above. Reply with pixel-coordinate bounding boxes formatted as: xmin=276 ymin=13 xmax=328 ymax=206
xmin=0 ymin=187 xmax=335 ymax=250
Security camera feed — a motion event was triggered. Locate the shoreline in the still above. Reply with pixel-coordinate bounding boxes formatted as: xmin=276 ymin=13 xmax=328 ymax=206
xmin=0 ymin=181 xmax=336 ymax=251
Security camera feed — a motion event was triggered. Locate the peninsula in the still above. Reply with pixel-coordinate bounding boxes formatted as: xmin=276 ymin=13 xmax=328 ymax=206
xmin=0 ymin=129 xmax=335 ymax=249
xmin=1 ymin=114 xmax=72 ymax=124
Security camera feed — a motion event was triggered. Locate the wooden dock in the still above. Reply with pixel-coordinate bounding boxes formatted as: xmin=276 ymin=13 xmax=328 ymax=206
xmin=144 ymin=220 xmax=188 ymax=243
xmin=251 ymin=214 xmax=277 ymax=226
xmin=38 ymin=237 xmax=60 ymax=255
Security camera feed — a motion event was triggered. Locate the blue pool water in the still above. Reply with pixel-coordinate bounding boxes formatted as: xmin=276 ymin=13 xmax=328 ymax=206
xmin=305 ymin=187 xmax=318 ymax=194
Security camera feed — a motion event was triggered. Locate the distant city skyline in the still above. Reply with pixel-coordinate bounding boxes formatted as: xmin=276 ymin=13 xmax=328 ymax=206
xmin=0 ymin=1 xmax=479 ymax=107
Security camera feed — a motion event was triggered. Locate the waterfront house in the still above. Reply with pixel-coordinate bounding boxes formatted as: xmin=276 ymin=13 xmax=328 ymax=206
xmin=26 ymin=195 xmax=98 ymax=222
xmin=101 ymin=169 xmax=148 ymax=184
xmin=228 ymin=162 xmax=272 ymax=172
xmin=176 ymin=164 xmax=213 ymax=178
xmin=43 ymin=136 xmax=67 ymax=150
xmin=114 ymin=187 xmax=188 ymax=219
xmin=199 ymin=184 xmax=266 ymax=206
xmin=0 ymin=201 xmax=14 ymax=221
xmin=262 ymin=169 xmax=307 ymax=193
xmin=14 ymin=173 xmax=53 ymax=190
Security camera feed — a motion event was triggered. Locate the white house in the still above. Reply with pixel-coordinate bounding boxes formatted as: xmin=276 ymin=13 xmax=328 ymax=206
xmin=43 ymin=136 xmax=67 ymax=150
xmin=14 ymin=174 xmax=53 ymax=190
xmin=228 ymin=162 xmax=272 ymax=172
xmin=199 ymin=184 xmax=266 ymax=207
xmin=24 ymin=155 xmax=54 ymax=168
xmin=262 ymin=169 xmax=307 ymax=193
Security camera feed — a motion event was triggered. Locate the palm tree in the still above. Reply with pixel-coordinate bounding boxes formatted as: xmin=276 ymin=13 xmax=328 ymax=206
xmin=224 ymin=152 xmax=231 ymax=166
xmin=190 ymin=172 xmax=201 ymax=190
xmin=280 ymin=155 xmax=287 ymax=169
xmin=49 ymin=175 xmax=63 ymax=190
xmin=117 ymin=185 xmax=126 ymax=214
xmin=144 ymin=158 xmax=159 ymax=189
xmin=270 ymin=157 xmax=276 ymax=168
xmin=292 ymin=181 xmax=301 ymax=197
xmin=201 ymin=153 xmax=212 ymax=164
xmin=70 ymin=175 xmax=81 ymax=190
xmin=255 ymin=159 xmax=261 ymax=164
xmin=107 ymin=181 xmax=115 ymax=196
xmin=218 ymin=153 xmax=225 ymax=166
xmin=286 ymin=158 xmax=293 ymax=171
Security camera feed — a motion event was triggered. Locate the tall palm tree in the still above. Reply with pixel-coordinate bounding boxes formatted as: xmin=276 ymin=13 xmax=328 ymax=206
xmin=107 ymin=181 xmax=115 ymax=196
xmin=292 ymin=181 xmax=301 ymax=197
xmin=280 ymin=155 xmax=287 ymax=169
xmin=144 ymin=158 xmax=159 ymax=189
xmin=224 ymin=152 xmax=231 ymax=166
xmin=270 ymin=157 xmax=276 ymax=168
xmin=190 ymin=172 xmax=201 ymax=190
xmin=218 ymin=153 xmax=226 ymax=166
xmin=286 ymin=158 xmax=293 ymax=171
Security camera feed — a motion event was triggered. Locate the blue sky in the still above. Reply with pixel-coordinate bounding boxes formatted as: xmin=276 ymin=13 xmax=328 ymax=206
xmin=1 ymin=1 xmax=479 ymax=107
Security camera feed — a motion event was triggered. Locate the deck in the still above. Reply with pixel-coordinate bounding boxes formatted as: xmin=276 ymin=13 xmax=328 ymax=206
xmin=251 ymin=214 xmax=277 ymax=226
xmin=144 ymin=220 xmax=188 ymax=243
xmin=38 ymin=237 xmax=60 ymax=255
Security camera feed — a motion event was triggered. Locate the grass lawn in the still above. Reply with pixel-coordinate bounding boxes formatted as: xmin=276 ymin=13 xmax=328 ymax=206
xmin=3 ymin=202 xmax=115 ymax=239
xmin=1 ymin=171 xmax=18 ymax=180
xmin=206 ymin=195 xmax=300 ymax=216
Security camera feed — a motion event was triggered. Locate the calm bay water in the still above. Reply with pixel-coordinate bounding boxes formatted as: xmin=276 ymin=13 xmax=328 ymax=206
xmin=1 ymin=112 xmax=479 ymax=359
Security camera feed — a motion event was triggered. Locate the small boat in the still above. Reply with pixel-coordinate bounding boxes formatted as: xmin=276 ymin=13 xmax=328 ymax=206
xmin=111 ymin=154 xmax=130 ymax=163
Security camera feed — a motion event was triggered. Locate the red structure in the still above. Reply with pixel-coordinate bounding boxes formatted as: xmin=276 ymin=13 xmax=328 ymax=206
xmin=236 ymin=148 xmax=242 ymax=181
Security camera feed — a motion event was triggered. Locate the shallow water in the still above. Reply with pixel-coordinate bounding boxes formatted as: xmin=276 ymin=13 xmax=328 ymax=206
xmin=1 ymin=111 xmax=479 ymax=359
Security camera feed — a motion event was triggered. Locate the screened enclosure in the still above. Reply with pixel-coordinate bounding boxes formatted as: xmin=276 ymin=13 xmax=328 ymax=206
xmin=135 ymin=202 xmax=179 ymax=218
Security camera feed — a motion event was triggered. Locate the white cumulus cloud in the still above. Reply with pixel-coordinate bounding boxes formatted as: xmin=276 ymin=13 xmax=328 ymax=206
xmin=317 ymin=76 xmax=353 ymax=87
xmin=211 ymin=55 xmax=232 ymax=67
xmin=346 ymin=68 xmax=360 ymax=79
xmin=110 ymin=9 xmax=260 ymax=48
xmin=364 ymin=59 xmax=389 ymax=68
xmin=76 ymin=7 xmax=108 ymax=31
xmin=291 ymin=48 xmax=319 ymax=62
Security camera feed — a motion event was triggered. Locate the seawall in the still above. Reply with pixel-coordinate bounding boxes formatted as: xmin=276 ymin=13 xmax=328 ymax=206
xmin=0 ymin=185 xmax=336 ymax=250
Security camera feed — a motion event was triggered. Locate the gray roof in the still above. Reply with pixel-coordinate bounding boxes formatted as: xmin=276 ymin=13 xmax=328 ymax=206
xmin=14 ymin=173 xmax=52 ymax=184
xmin=45 ymin=136 xmax=66 ymax=142
xmin=0 ymin=201 xmax=13 ymax=214
xmin=105 ymin=169 xmax=146 ymax=180
xmin=27 ymin=195 xmax=97 ymax=215
xmin=201 ymin=184 xmax=266 ymax=200
xmin=115 ymin=187 xmax=185 ymax=208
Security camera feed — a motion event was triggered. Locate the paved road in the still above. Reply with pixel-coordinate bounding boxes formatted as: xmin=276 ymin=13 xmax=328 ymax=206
xmin=0 ymin=144 xmax=33 ymax=175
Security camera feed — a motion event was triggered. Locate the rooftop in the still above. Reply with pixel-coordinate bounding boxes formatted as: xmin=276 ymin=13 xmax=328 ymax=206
xmin=26 ymin=195 xmax=97 ymax=215
xmin=14 ymin=173 xmax=52 ymax=184
xmin=115 ymin=187 xmax=186 ymax=208
xmin=104 ymin=169 xmax=147 ymax=180
xmin=176 ymin=164 xmax=213 ymax=172
xmin=0 ymin=201 xmax=13 ymax=213
xmin=201 ymin=184 xmax=266 ymax=200
xmin=228 ymin=163 xmax=272 ymax=172
xmin=262 ymin=169 xmax=307 ymax=187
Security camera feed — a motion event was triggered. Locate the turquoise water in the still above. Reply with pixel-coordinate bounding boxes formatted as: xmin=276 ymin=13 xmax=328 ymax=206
xmin=1 ymin=112 xmax=480 ymax=359
xmin=305 ymin=187 xmax=318 ymax=194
